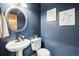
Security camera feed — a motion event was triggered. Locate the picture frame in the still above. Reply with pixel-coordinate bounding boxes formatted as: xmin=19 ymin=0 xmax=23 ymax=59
xmin=59 ymin=8 xmax=75 ymax=26
xmin=47 ymin=8 xmax=56 ymax=22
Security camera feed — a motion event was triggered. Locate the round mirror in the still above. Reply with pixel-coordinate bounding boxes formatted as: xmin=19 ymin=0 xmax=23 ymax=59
xmin=5 ymin=6 xmax=27 ymax=32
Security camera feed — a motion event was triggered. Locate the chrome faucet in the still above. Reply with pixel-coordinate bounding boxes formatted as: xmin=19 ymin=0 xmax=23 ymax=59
xmin=16 ymin=35 xmax=25 ymax=42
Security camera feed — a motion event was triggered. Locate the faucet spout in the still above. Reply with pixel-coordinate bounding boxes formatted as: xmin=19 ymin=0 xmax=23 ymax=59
xmin=16 ymin=35 xmax=25 ymax=42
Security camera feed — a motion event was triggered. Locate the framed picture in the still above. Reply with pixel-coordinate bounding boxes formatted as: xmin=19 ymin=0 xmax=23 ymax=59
xmin=59 ymin=8 xmax=75 ymax=26
xmin=47 ymin=8 xmax=56 ymax=22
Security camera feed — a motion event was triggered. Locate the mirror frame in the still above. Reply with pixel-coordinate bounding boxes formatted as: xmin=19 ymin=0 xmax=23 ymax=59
xmin=5 ymin=6 xmax=27 ymax=32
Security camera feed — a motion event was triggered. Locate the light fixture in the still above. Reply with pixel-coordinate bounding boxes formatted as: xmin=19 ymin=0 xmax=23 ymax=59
xmin=20 ymin=3 xmax=28 ymax=8
xmin=8 ymin=3 xmax=28 ymax=8
xmin=8 ymin=3 xmax=15 ymax=6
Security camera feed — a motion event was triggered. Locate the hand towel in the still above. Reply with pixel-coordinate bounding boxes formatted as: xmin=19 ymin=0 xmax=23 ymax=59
xmin=2 ymin=13 xmax=9 ymax=38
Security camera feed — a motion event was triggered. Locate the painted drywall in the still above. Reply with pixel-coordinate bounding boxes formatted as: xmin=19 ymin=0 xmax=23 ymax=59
xmin=41 ymin=3 xmax=79 ymax=56
xmin=0 ymin=3 xmax=40 ymax=56
xmin=1 ymin=3 xmax=79 ymax=56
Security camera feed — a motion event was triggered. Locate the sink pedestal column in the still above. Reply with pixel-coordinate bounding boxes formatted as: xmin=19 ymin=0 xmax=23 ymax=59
xmin=16 ymin=50 xmax=23 ymax=56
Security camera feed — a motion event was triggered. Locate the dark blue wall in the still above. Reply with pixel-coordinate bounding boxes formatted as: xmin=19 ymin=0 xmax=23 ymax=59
xmin=41 ymin=3 xmax=79 ymax=56
xmin=1 ymin=3 xmax=79 ymax=56
xmin=0 ymin=3 xmax=40 ymax=56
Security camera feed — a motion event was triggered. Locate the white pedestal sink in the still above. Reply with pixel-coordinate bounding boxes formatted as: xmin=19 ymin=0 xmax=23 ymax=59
xmin=5 ymin=39 xmax=30 ymax=56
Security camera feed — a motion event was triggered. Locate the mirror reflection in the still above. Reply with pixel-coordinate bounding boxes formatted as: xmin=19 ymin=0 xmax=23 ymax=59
xmin=6 ymin=6 xmax=27 ymax=32
xmin=7 ymin=9 xmax=26 ymax=31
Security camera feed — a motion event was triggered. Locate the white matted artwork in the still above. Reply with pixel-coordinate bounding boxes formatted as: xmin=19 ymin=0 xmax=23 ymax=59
xmin=59 ymin=8 xmax=75 ymax=26
xmin=47 ymin=8 xmax=56 ymax=22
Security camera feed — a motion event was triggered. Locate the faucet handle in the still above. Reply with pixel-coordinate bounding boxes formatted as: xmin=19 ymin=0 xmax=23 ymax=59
xmin=22 ymin=35 xmax=24 ymax=38
xmin=18 ymin=36 xmax=21 ymax=39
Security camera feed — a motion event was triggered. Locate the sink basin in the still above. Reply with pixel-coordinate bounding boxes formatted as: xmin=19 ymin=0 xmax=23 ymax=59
xmin=5 ymin=39 xmax=30 ymax=56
